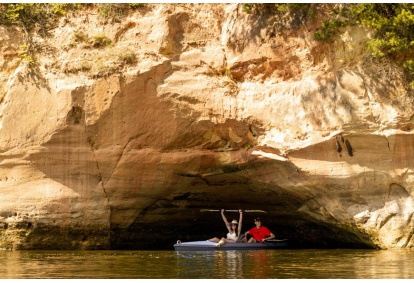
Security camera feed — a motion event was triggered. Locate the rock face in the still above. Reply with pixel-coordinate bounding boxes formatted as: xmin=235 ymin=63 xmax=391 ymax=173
xmin=0 ymin=4 xmax=413 ymax=250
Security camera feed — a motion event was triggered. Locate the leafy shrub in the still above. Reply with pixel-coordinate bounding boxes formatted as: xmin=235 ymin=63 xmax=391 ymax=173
xmin=91 ymin=34 xmax=112 ymax=48
xmin=18 ymin=44 xmax=35 ymax=66
xmin=96 ymin=3 xmax=145 ymax=23
xmin=121 ymin=52 xmax=137 ymax=64
xmin=73 ymin=31 xmax=89 ymax=43
xmin=63 ymin=59 xmax=92 ymax=74
xmin=314 ymin=4 xmax=414 ymax=87
xmin=242 ymin=3 xmax=311 ymax=17
xmin=0 ymin=3 xmax=80 ymax=66
xmin=242 ymin=3 xmax=312 ymax=31
xmin=0 ymin=3 xmax=79 ymax=34
xmin=313 ymin=19 xmax=348 ymax=41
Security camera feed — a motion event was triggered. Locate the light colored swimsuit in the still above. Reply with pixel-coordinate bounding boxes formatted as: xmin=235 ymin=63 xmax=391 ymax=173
xmin=226 ymin=231 xmax=238 ymax=241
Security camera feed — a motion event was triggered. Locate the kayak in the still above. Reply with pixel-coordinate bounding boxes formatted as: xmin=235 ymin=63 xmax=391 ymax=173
xmin=174 ymin=239 xmax=288 ymax=251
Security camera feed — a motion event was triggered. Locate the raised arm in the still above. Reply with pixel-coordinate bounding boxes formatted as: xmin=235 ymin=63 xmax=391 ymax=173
xmin=221 ymin=209 xmax=231 ymax=231
xmin=237 ymin=209 xmax=243 ymax=236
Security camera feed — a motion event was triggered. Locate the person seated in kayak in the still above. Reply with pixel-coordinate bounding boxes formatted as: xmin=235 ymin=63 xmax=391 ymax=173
xmin=208 ymin=209 xmax=243 ymax=247
xmin=243 ymin=217 xmax=275 ymax=243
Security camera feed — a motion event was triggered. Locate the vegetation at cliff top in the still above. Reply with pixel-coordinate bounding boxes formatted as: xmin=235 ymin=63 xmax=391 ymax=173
xmin=2 ymin=3 xmax=414 ymax=86
xmin=244 ymin=3 xmax=414 ymax=87
xmin=242 ymin=3 xmax=311 ymax=16
xmin=313 ymin=4 xmax=414 ymax=56
xmin=318 ymin=4 xmax=414 ymax=87
xmin=0 ymin=4 xmax=76 ymax=35
xmin=0 ymin=3 xmax=142 ymax=68
xmin=0 ymin=3 xmax=143 ymax=32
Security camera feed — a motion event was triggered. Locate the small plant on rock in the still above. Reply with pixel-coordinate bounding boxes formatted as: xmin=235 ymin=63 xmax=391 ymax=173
xmin=18 ymin=44 xmax=35 ymax=66
xmin=121 ymin=52 xmax=137 ymax=64
xmin=91 ymin=34 xmax=112 ymax=48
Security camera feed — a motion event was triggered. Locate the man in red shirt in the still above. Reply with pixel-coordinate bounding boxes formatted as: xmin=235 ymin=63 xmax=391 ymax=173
xmin=244 ymin=217 xmax=275 ymax=243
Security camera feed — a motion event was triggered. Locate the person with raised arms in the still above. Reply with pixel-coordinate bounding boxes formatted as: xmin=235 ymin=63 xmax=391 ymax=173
xmin=208 ymin=209 xmax=243 ymax=247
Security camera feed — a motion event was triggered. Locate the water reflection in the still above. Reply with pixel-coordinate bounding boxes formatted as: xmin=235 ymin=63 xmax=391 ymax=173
xmin=352 ymin=250 xmax=414 ymax=279
xmin=249 ymin=250 xmax=271 ymax=278
xmin=226 ymin=251 xmax=243 ymax=278
xmin=1 ymin=249 xmax=414 ymax=278
xmin=214 ymin=251 xmax=243 ymax=278
xmin=175 ymin=249 xmax=414 ymax=279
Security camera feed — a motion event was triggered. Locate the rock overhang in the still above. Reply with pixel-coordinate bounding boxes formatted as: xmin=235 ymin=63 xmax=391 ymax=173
xmin=0 ymin=3 xmax=413 ymax=250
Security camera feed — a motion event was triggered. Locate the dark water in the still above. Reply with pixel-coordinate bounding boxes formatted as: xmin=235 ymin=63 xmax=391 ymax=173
xmin=0 ymin=249 xmax=413 ymax=279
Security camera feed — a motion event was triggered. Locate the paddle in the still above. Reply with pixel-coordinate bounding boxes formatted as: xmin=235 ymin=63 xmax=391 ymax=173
xmin=200 ymin=209 xmax=267 ymax=213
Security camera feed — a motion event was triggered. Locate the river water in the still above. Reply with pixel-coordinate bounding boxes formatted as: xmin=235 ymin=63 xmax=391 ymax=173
xmin=0 ymin=248 xmax=413 ymax=279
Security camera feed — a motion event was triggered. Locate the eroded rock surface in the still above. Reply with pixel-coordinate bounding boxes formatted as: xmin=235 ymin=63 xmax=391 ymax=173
xmin=0 ymin=4 xmax=413 ymax=249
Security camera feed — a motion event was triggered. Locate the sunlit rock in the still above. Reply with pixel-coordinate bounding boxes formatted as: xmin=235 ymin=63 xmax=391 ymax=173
xmin=0 ymin=4 xmax=413 ymax=250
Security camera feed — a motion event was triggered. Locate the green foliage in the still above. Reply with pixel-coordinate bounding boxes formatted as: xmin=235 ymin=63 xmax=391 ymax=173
xmin=276 ymin=3 xmax=310 ymax=14
xmin=73 ymin=31 xmax=89 ymax=44
xmin=348 ymin=4 xmax=414 ymax=57
xmin=242 ymin=3 xmax=311 ymax=16
xmin=313 ymin=19 xmax=348 ymax=41
xmin=70 ymin=30 xmax=113 ymax=49
xmin=314 ymin=4 xmax=414 ymax=87
xmin=314 ymin=4 xmax=414 ymax=55
xmin=0 ymin=3 xmax=141 ymax=73
xmin=403 ymin=60 xmax=414 ymax=88
xmin=62 ymin=48 xmax=138 ymax=77
xmin=277 ymin=3 xmax=313 ymax=22
xmin=242 ymin=3 xmax=312 ymax=31
xmin=0 ymin=3 xmax=79 ymax=33
xmin=403 ymin=59 xmax=414 ymax=73
xmin=121 ymin=52 xmax=137 ymax=64
xmin=97 ymin=4 xmax=125 ymax=23
xmin=18 ymin=44 xmax=35 ymax=66
xmin=128 ymin=4 xmax=145 ymax=9
xmin=242 ymin=4 xmax=270 ymax=14
xmin=96 ymin=3 xmax=145 ymax=23
xmin=0 ymin=3 xmax=81 ymax=67
xmin=0 ymin=3 xmax=142 ymax=29
xmin=91 ymin=34 xmax=112 ymax=48
xmin=242 ymin=4 xmax=254 ymax=14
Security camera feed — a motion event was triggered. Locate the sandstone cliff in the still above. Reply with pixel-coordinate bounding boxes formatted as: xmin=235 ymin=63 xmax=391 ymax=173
xmin=0 ymin=4 xmax=413 ymax=250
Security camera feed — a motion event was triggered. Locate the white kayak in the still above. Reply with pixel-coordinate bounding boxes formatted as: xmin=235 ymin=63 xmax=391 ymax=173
xmin=174 ymin=239 xmax=288 ymax=251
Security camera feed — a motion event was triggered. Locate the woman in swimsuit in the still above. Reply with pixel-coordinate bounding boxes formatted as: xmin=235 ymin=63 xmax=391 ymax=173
xmin=209 ymin=209 xmax=243 ymax=247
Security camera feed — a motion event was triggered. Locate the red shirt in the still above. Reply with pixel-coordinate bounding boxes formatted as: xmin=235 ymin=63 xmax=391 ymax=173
xmin=248 ymin=226 xmax=272 ymax=241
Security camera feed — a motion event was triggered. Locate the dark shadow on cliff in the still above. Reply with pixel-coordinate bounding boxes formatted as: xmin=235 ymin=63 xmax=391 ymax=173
xmin=109 ymin=158 xmax=377 ymax=250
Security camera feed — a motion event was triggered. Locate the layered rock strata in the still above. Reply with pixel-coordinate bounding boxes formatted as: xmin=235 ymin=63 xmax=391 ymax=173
xmin=0 ymin=4 xmax=413 ymax=249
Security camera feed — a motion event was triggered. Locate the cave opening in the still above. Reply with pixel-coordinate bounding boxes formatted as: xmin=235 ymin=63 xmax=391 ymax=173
xmin=110 ymin=185 xmax=377 ymax=250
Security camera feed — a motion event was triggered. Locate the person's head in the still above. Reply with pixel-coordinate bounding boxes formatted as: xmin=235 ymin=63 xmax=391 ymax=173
xmin=230 ymin=219 xmax=238 ymax=230
xmin=254 ymin=217 xmax=262 ymax=228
